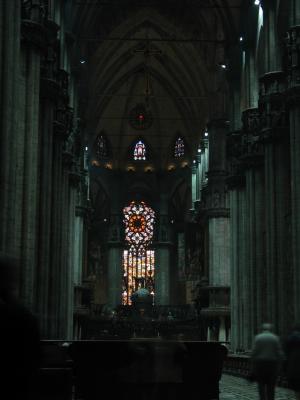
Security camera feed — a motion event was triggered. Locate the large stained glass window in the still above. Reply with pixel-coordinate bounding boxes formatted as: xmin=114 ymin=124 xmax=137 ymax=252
xmin=133 ymin=140 xmax=146 ymax=160
xmin=174 ymin=137 xmax=184 ymax=158
xmin=122 ymin=201 xmax=155 ymax=305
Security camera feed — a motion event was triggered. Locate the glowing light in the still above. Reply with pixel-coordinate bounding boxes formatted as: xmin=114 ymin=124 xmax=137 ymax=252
xmin=174 ymin=137 xmax=185 ymax=158
xmin=80 ymin=59 xmax=86 ymax=64
xmin=205 ymin=131 xmax=208 ymax=137
xmin=254 ymin=0 xmax=260 ymax=5
xmin=239 ymin=37 xmax=243 ymax=42
xmin=122 ymin=201 xmax=155 ymax=305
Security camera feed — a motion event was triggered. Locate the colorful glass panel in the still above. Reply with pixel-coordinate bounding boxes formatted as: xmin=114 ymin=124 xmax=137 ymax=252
xmin=96 ymin=135 xmax=108 ymax=159
xmin=174 ymin=137 xmax=184 ymax=158
xmin=133 ymin=140 xmax=146 ymax=160
xmin=122 ymin=201 xmax=155 ymax=305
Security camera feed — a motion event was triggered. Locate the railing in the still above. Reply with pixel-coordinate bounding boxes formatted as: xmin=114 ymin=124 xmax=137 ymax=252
xmin=223 ymin=353 xmax=289 ymax=388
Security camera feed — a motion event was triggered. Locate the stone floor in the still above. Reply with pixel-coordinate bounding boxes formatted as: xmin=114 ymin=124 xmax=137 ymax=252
xmin=220 ymin=374 xmax=295 ymax=400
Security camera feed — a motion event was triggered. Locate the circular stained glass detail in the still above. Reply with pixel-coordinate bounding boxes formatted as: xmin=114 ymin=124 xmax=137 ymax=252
xmin=129 ymin=104 xmax=153 ymax=130
xmin=123 ymin=201 xmax=155 ymax=246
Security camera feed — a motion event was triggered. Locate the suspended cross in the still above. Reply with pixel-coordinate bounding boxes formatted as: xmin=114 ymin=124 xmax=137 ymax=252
xmin=133 ymin=40 xmax=162 ymax=101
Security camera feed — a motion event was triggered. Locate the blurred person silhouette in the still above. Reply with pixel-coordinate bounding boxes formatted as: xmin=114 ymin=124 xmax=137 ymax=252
xmin=251 ymin=323 xmax=283 ymax=400
xmin=0 ymin=253 xmax=41 ymax=399
xmin=285 ymin=323 xmax=300 ymax=400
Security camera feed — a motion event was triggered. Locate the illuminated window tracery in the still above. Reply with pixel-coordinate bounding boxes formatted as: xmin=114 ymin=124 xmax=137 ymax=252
xmin=95 ymin=134 xmax=108 ymax=159
xmin=133 ymin=140 xmax=146 ymax=160
xmin=174 ymin=137 xmax=184 ymax=158
xmin=122 ymin=201 xmax=155 ymax=305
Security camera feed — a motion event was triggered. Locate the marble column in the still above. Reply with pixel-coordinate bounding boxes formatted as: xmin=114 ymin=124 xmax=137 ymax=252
xmin=107 ymin=214 xmax=123 ymax=308
xmin=195 ymin=154 xmax=201 ymax=200
xmin=206 ymin=119 xmax=230 ymax=287
xmin=19 ymin=5 xmax=49 ymax=310
xmin=259 ymin=71 xmax=291 ymax=334
xmin=155 ymin=194 xmax=171 ymax=305
xmin=286 ymin=25 xmax=300 ymax=322
xmin=0 ymin=1 xmax=21 ymax=255
xmin=226 ymin=130 xmax=246 ymax=352
xmin=36 ymin=32 xmax=59 ymax=336
xmin=242 ymin=108 xmax=265 ymax=347
xmin=191 ymin=164 xmax=197 ymax=208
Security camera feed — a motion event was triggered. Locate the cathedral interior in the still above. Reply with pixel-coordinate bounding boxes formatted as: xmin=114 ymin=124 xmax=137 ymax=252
xmin=1 ymin=0 xmax=300 ymax=398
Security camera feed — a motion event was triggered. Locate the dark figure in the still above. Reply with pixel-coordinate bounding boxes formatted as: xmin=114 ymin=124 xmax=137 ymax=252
xmin=285 ymin=323 xmax=300 ymax=400
xmin=251 ymin=323 xmax=283 ymax=400
xmin=0 ymin=254 xmax=41 ymax=400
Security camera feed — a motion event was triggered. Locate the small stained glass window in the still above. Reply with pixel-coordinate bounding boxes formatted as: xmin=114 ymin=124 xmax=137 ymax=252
xmin=174 ymin=137 xmax=184 ymax=158
xmin=95 ymin=135 xmax=108 ymax=159
xmin=134 ymin=140 xmax=146 ymax=160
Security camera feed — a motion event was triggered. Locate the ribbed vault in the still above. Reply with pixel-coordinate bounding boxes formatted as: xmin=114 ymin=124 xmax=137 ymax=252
xmin=71 ymin=0 xmax=242 ymax=170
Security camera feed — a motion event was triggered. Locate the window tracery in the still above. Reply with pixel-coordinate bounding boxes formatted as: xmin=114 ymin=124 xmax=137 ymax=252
xmin=174 ymin=137 xmax=184 ymax=158
xmin=122 ymin=201 xmax=155 ymax=305
xmin=133 ymin=140 xmax=146 ymax=160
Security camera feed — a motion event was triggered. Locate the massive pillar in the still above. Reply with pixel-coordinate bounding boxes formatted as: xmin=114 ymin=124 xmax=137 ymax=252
xmin=259 ymin=72 xmax=292 ymax=335
xmin=226 ymin=130 xmax=246 ymax=351
xmin=19 ymin=4 xmax=49 ymax=310
xmin=0 ymin=1 xmax=21 ymax=255
xmin=200 ymin=119 xmax=230 ymax=342
xmin=36 ymin=24 xmax=60 ymax=337
xmin=107 ymin=214 xmax=123 ymax=308
xmin=155 ymin=194 xmax=171 ymax=305
xmin=206 ymin=119 xmax=230 ymax=287
xmin=242 ymin=108 xmax=265 ymax=346
xmin=286 ymin=24 xmax=300 ymax=322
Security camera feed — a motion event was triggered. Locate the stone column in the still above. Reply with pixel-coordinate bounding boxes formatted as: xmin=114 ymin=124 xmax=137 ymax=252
xmin=36 ymin=27 xmax=59 ymax=337
xmin=48 ymin=128 xmax=64 ymax=338
xmin=0 ymin=1 xmax=21 ymax=254
xmin=260 ymin=0 xmax=280 ymax=73
xmin=155 ymin=194 xmax=171 ymax=305
xmin=206 ymin=119 xmax=230 ymax=287
xmin=48 ymin=69 xmax=71 ymax=338
xmin=259 ymin=71 xmax=291 ymax=334
xmin=226 ymin=130 xmax=246 ymax=352
xmin=285 ymin=25 xmax=300 ymax=322
xmin=195 ymin=154 xmax=201 ymax=200
xmin=242 ymin=108 xmax=265 ymax=345
xmin=191 ymin=164 xmax=197 ymax=208
xmin=107 ymin=214 xmax=123 ymax=308
xmin=19 ymin=4 xmax=50 ymax=310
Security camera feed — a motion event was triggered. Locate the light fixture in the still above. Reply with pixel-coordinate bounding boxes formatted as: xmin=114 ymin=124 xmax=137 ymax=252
xmin=193 ymin=159 xmax=196 ymax=164
xmin=239 ymin=36 xmax=243 ymax=42
xmin=220 ymin=64 xmax=227 ymax=69
xmin=85 ymin=146 xmax=88 ymax=151
xmin=198 ymin=148 xmax=202 ymax=153
xmin=254 ymin=0 xmax=260 ymax=5
xmin=205 ymin=131 xmax=208 ymax=137
xmin=80 ymin=59 xmax=86 ymax=64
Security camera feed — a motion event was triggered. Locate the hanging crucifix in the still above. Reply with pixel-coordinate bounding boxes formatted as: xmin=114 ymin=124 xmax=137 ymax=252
xmin=133 ymin=39 xmax=162 ymax=106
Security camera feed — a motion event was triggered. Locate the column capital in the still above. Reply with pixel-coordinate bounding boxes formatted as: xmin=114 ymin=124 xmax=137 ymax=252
xmin=259 ymin=71 xmax=289 ymax=142
xmin=285 ymin=26 xmax=300 ymax=105
xmin=21 ymin=1 xmax=50 ymax=51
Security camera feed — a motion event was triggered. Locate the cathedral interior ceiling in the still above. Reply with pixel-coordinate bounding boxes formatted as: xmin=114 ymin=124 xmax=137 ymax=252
xmin=70 ymin=0 xmax=242 ymax=170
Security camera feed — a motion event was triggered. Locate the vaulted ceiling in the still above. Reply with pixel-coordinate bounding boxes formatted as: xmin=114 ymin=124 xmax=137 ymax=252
xmin=70 ymin=0 xmax=243 ymax=171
